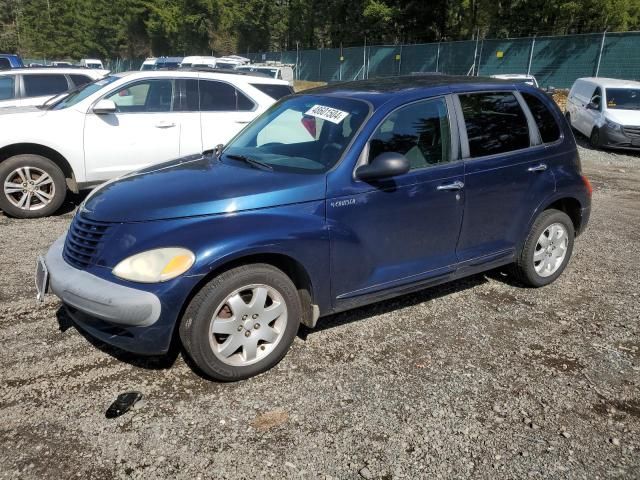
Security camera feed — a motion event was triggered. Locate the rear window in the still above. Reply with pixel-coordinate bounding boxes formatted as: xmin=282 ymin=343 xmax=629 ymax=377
xmin=0 ymin=58 xmax=11 ymax=70
xmin=251 ymin=83 xmax=294 ymax=100
xmin=460 ymin=92 xmax=530 ymax=157
xmin=23 ymin=74 xmax=69 ymax=97
xmin=522 ymin=92 xmax=561 ymax=143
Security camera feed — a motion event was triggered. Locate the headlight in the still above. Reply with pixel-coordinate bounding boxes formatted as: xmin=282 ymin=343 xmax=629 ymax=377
xmin=113 ymin=248 xmax=195 ymax=283
xmin=605 ymin=120 xmax=622 ymax=131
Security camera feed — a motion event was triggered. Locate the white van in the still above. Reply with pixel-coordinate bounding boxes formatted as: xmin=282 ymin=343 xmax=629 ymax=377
xmin=235 ymin=64 xmax=294 ymax=85
xmin=181 ymin=56 xmax=217 ymax=68
xmin=80 ymin=58 xmax=104 ymax=69
xmin=566 ymin=77 xmax=640 ymax=150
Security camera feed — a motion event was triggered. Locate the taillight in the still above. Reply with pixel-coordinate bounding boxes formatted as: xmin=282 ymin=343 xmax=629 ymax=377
xmin=582 ymin=175 xmax=593 ymax=197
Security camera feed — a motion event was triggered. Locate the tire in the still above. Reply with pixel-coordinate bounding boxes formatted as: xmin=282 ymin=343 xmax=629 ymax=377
xmin=513 ymin=209 xmax=575 ymax=288
xmin=589 ymin=128 xmax=601 ymax=148
xmin=0 ymin=154 xmax=66 ymax=218
xmin=179 ymin=264 xmax=301 ymax=381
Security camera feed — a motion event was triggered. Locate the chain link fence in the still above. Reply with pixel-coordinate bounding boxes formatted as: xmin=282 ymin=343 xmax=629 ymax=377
xmin=245 ymin=31 xmax=640 ymax=88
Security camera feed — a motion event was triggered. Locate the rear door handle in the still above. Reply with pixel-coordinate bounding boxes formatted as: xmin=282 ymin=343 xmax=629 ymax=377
xmin=528 ymin=163 xmax=548 ymax=172
xmin=155 ymin=121 xmax=176 ymax=128
xmin=437 ymin=180 xmax=464 ymax=191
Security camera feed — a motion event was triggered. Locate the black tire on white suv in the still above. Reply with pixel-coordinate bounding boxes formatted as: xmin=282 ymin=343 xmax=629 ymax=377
xmin=0 ymin=154 xmax=66 ymax=218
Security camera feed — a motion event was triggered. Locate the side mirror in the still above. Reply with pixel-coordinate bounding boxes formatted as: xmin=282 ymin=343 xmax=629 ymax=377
xmin=356 ymin=152 xmax=410 ymax=181
xmin=92 ymin=99 xmax=117 ymax=114
xmin=586 ymin=101 xmax=598 ymax=110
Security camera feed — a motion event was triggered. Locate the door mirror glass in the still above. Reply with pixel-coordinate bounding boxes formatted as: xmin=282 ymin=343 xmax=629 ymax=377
xmin=586 ymin=101 xmax=598 ymax=110
xmin=92 ymin=99 xmax=117 ymax=114
xmin=356 ymin=152 xmax=410 ymax=181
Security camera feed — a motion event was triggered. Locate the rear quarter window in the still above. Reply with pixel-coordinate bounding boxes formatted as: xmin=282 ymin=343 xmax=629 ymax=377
xmin=521 ymin=92 xmax=561 ymax=143
xmin=250 ymin=83 xmax=294 ymax=100
xmin=0 ymin=76 xmax=14 ymax=100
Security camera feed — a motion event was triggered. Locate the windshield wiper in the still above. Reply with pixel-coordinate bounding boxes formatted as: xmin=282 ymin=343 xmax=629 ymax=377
xmin=225 ymin=154 xmax=273 ymax=171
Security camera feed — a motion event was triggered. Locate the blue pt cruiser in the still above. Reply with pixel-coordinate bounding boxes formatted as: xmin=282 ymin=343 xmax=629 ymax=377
xmin=37 ymin=76 xmax=592 ymax=381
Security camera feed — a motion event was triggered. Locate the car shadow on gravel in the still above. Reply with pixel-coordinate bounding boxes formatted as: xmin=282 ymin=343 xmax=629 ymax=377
xmin=0 ymin=190 xmax=88 ymax=218
xmin=299 ymin=272 xmax=490 ymax=339
xmin=55 ymin=308 xmax=180 ymax=371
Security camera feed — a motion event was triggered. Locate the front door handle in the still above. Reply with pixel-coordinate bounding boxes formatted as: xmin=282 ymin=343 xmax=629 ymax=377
xmin=437 ymin=180 xmax=464 ymax=191
xmin=235 ymin=120 xmax=250 ymax=124
xmin=528 ymin=163 xmax=548 ymax=172
xmin=155 ymin=121 xmax=176 ymax=128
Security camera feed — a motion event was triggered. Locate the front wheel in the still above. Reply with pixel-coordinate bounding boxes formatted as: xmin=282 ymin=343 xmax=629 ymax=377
xmin=179 ymin=264 xmax=301 ymax=381
xmin=0 ymin=154 xmax=66 ymax=218
xmin=513 ymin=209 xmax=575 ymax=287
xmin=590 ymin=128 xmax=601 ymax=148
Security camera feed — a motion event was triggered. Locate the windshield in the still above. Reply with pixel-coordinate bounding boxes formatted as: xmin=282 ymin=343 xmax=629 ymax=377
xmin=48 ymin=75 xmax=120 ymax=110
xmin=606 ymin=88 xmax=640 ymax=110
xmin=223 ymin=95 xmax=370 ymax=174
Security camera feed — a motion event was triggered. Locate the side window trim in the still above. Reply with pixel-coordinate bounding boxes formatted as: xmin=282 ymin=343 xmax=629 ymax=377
xmin=454 ymin=90 xmax=537 ymax=161
xmin=353 ymin=94 xmax=459 ymax=177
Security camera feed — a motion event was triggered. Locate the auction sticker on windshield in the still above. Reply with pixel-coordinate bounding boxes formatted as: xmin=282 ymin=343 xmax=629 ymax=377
xmin=305 ymin=105 xmax=349 ymax=124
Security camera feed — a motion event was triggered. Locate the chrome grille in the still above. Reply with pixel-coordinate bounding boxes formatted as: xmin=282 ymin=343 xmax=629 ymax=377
xmin=62 ymin=215 xmax=111 ymax=269
xmin=623 ymin=125 xmax=640 ymax=138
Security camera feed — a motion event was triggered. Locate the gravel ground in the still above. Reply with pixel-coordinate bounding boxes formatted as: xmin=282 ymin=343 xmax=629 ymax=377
xmin=1 ymin=140 xmax=639 ymax=479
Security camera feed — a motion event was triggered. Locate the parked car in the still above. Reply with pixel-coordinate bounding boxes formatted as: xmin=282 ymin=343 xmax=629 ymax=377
xmin=490 ymin=74 xmax=539 ymax=87
xmin=140 ymin=57 xmax=183 ymax=71
xmin=80 ymin=58 xmax=104 ymax=69
xmin=180 ymin=56 xmax=218 ymax=68
xmin=51 ymin=61 xmax=74 ymax=67
xmin=0 ymin=54 xmax=24 ymax=70
xmin=36 ymin=75 xmax=592 ymax=381
xmin=565 ymin=77 xmax=640 ymax=150
xmin=235 ymin=64 xmax=294 ymax=84
xmin=0 ymin=67 xmax=108 ymax=108
xmin=0 ymin=70 xmax=293 ymax=218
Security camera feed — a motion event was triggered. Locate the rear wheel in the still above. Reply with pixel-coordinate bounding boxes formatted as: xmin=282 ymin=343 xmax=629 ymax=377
xmin=179 ymin=264 xmax=301 ymax=381
xmin=513 ymin=209 xmax=575 ymax=287
xmin=0 ymin=154 xmax=66 ymax=218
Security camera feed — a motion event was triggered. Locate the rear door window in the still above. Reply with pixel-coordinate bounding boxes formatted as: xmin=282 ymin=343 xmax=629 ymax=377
xmin=0 ymin=76 xmax=14 ymax=100
xmin=23 ymin=74 xmax=70 ymax=97
xmin=459 ymin=92 xmax=530 ymax=157
xmin=199 ymin=80 xmax=255 ymax=111
xmin=521 ymin=93 xmax=561 ymax=144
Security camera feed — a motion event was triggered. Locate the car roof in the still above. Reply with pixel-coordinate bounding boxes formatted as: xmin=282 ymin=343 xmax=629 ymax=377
xmin=575 ymin=77 xmax=640 ymax=89
xmin=491 ymin=74 xmax=535 ymax=79
xmin=115 ymin=69 xmax=289 ymax=85
xmin=0 ymin=67 xmax=108 ymax=75
xmin=305 ymin=74 xmax=516 ymax=108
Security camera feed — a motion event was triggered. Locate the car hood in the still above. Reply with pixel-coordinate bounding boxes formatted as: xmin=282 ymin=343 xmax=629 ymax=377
xmin=605 ymin=109 xmax=640 ymax=126
xmin=81 ymin=154 xmax=327 ymax=222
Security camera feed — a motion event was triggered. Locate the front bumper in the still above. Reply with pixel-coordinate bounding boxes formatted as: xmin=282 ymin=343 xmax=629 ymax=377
xmin=599 ymin=126 xmax=640 ymax=150
xmin=45 ymin=235 xmax=161 ymax=327
xmin=44 ymin=235 xmax=179 ymax=355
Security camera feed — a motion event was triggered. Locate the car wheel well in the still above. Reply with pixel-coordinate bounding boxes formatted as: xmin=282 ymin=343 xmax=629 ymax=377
xmin=0 ymin=143 xmax=77 ymax=192
xmin=185 ymin=253 xmax=316 ymax=328
xmin=545 ymin=198 xmax=582 ymax=233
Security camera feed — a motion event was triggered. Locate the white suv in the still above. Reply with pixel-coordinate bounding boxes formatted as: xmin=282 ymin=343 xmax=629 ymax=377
xmin=0 ymin=68 xmax=108 ymax=108
xmin=0 ymin=70 xmax=293 ymax=218
xmin=566 ymin=77 xmax=640 ymax=149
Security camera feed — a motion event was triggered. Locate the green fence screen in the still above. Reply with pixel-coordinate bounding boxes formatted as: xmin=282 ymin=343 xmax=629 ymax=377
xmin=246 ymin=31 xmax=640 ymax=88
